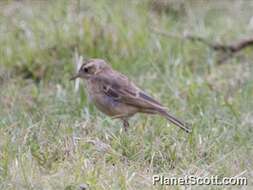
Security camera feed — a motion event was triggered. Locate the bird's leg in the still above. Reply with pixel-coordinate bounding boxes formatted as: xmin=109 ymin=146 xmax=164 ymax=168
xmin=122 ymin=119 xmax=129 ymax=132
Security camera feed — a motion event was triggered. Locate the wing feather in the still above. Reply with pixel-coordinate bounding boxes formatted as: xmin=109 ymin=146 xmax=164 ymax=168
xmin=94 ymin=74 xmax=164 ymax=110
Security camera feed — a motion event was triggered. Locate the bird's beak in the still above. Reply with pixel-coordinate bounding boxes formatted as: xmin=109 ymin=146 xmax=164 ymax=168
xmin=70 ymin=73 xmax=80 ymax=81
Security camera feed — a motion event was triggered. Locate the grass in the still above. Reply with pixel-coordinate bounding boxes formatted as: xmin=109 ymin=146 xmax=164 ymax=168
xmin=0 ymin=0 xmax=252 ymax=189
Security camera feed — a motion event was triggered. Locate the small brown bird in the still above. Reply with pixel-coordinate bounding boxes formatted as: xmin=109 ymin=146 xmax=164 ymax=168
xmin=71 ymin=59 xmax=191 ymax=133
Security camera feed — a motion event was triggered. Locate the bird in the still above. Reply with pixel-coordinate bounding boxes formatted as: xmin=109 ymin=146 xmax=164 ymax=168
xmin=70 ymin=58 xmax=191 ymax=133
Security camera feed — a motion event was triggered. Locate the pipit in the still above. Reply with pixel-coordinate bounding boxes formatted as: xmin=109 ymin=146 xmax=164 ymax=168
xmin=71 ymin=59 xmax=191 ymax=133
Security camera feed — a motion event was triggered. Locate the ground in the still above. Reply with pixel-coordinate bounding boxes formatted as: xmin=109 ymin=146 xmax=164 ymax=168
xmin=0 ymin=0 xmax=252 ymax=189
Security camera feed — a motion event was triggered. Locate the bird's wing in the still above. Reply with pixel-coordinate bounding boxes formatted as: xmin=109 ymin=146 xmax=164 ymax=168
xmin=95 ymin=72 xmax=165 ymax=110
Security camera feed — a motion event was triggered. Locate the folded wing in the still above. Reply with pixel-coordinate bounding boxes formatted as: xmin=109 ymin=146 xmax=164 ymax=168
xmin=95 ymin=73 xmax=165 ymax=110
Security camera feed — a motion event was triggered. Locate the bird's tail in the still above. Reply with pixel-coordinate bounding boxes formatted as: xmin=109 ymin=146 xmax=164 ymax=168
xmin=159 ymin=109 xmax=192 ymax=133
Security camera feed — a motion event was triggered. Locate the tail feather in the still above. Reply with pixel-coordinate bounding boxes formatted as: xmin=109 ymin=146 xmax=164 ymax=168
xmin=160 ymin=109 xmax=192 ymax=133
xmin=140 ymin=107 xmax=192 ymax=133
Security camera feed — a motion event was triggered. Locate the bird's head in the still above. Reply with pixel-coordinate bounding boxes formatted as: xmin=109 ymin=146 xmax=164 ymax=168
xmin=70 ymin=58 xmax=110 ymax=80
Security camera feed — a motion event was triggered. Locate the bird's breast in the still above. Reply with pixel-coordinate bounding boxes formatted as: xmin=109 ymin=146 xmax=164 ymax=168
xmin=92 ymin=93 xmax=121 ymax=116
xmin=85 ymin=78 xmax=138 ymax=118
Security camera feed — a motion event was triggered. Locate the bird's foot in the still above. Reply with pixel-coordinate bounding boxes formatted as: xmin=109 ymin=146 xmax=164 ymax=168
xmin=123 ymin=120 xmax=129 ymax=132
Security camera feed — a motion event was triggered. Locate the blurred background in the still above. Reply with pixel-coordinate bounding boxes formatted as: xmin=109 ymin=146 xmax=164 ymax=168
xmin=0 ymin=0 xmax=252 ymax=189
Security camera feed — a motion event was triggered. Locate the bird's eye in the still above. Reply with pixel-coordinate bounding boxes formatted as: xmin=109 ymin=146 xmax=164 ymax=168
xmin=83 ymin=68 xmax=89 ymax=73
